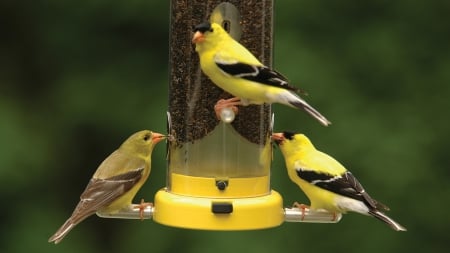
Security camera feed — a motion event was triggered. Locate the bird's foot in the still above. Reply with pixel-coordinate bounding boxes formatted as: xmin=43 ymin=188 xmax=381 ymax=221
xmin=214 ymin=97 xmax=241 ymax=120
xmin=331 ymin=212 xmax=338 ymax=221
xmin=292 ymin=202 xmax=309 ymax=221
xmin=138 ymin=198 xmax=153 ymax=220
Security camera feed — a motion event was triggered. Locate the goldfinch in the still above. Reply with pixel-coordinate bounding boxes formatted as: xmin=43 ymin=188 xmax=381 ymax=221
xmin=192 ymin=22 xmax=331 ymax=126
xmin=48 ymin=130 xmax=166 ymax=244
xmin=272 ymin=131 xmax=406 ymax=231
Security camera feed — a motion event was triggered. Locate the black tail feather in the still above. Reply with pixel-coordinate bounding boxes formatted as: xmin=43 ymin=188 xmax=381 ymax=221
xmin=369 ymin=210 xmax=407 ymax=231
xmin=290 ymin=100 xmax=331 ymax=126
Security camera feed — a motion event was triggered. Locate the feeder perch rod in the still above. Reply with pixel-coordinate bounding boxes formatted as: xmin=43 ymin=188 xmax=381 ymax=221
xmin=97 ymin=204 xmax=154 ymax=220
xmin=97 ymin=205 xmax=341 ymax=224
xmin=284 ymin=207 xmax=342 ymax=223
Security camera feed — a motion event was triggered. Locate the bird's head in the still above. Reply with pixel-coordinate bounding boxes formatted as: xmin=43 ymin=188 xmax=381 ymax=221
xmin=272 ymin=131 xmax=295 ymax=146
xmin=192 ymin=22 xmax=227 ymax=51
xmin=122 ymin=130 xmax=167 ymax=156
xmin=272 ymin=131 xmax=314 ymax=154
xmin=192 ymin=22 xmax=213 ymax=44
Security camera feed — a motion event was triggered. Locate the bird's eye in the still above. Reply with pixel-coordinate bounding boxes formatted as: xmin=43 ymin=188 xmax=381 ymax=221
xmin=209 ymin=28 xmax=214 ymax=32
xmin=143 ymin=134 xmax=151 ymax=141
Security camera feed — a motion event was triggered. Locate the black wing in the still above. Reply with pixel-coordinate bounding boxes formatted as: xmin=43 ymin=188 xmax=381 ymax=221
xmin=215 ymin=61 xmax=300 ymax=92
xmin=297 ymin=169 xmax=384 ymax=210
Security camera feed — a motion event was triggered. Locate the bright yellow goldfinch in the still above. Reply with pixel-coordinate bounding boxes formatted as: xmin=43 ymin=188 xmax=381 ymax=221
xmin=192 ymin=22 xmax=331 ymax=126
xmin=272 ymin=131 xmax=406 ymax=231
xmin=48 ymin=130 xmax=166 ymax=244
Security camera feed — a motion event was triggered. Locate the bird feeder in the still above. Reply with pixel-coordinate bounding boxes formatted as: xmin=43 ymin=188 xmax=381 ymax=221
xmin=153 ymin=0 xmax=283 ymax=230
xmin=98 ymin=0 xmax=341 ymax=228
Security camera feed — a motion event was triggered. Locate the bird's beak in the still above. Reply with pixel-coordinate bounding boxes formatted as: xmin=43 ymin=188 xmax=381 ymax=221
xmin=152 ymin=132 xmax=166 ymax=144
xmin=271 ymin=133 xmax=285 ymax=145
xmin=192 ymin=31 xmax=205 ymax=44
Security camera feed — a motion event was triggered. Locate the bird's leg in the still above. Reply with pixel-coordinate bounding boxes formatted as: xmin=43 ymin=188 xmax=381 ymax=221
xmin=331 ymin=211 xmax=338 ymax=221
xmin=138 ymin=198 xmax=153 ymax=220
xmin=214 ymin=97 xmax=241 ymax=119
xmin=292 ymin=202 xmax=309 ymax=221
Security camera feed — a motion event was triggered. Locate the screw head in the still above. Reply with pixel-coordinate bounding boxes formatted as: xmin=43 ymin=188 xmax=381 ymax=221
xmin=216 ymin=180 xmax=228 ymax=191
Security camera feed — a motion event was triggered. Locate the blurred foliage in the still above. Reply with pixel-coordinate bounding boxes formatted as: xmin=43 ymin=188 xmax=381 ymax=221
xmin=0 ymin=0 xmax=449 ymax=253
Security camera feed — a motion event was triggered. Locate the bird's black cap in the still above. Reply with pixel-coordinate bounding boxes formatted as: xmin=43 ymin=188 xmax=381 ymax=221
xmin=283 ymin=131 xmax=296 ymax=140
xmin=193 ymin=22 xmax=213 ymax=33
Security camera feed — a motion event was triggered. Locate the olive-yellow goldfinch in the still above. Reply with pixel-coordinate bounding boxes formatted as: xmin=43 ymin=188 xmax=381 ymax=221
xmin=48 ymin=130 xmax=166 ymax=244
xmin=192 ymin=22 xmax=331 ymax=126
xmin=273 ymin=131 xmax=406 ymax=231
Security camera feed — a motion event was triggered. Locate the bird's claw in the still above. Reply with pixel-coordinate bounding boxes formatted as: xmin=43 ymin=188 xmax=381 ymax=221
xmin=292 ymin=202 xmax=309 ymax=221
xmin=214 ymin=97 xmax=241 ymax=120
xmin=138 ymin=198 xmax=153 ymax=220
xmin=331 ymin=212 xmax=337 ymax=221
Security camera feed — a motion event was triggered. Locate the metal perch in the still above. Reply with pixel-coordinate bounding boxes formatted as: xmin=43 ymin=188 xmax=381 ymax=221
xmin=98 ymin=205 xmax=342 ymax=223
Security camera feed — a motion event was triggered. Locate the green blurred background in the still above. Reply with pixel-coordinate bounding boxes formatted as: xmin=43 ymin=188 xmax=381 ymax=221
xmin=1 ymin=0 xmax=449 ymax=252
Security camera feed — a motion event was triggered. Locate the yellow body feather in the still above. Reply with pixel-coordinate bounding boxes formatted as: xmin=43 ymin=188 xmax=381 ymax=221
xmin=193 ymin=22 xmax=331 ymax=126
xmin=281 ymin=134 xmax=347 ymax=211
xmin=195 ymin=23 xmax=276 ymax=105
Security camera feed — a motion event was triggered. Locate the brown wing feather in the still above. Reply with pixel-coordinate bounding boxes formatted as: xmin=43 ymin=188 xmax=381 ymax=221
xmin=66 ymin=168 xmax=144 ymax=224
xmin=48 ymin=168 xmax=144 ymax=244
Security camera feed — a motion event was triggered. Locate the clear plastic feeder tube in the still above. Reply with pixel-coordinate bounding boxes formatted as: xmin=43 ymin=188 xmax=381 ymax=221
xmin=166 ymin=0 xmax=274 ymax=198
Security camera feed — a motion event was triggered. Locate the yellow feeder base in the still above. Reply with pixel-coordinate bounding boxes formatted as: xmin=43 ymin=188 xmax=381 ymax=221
xmin=153 ymin=189 xmax=284 ymax=230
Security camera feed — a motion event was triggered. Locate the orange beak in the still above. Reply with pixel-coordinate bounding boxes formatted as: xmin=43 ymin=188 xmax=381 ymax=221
xmin=271 ymin=133 xmax=285 ymax=145
xmin=151 ymin=132 xmax=166 ymax=144
xmin=192 ymin=31 xmax=205 ymax=44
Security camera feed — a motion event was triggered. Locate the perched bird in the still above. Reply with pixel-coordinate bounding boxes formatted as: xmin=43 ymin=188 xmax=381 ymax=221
xmin=272 ymin=131 xmax=406 ymax=231
xmin=48 ymin=130 xmax=166 ymax=244
xmin=192 ymin=22 xmax=331 ymax=126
